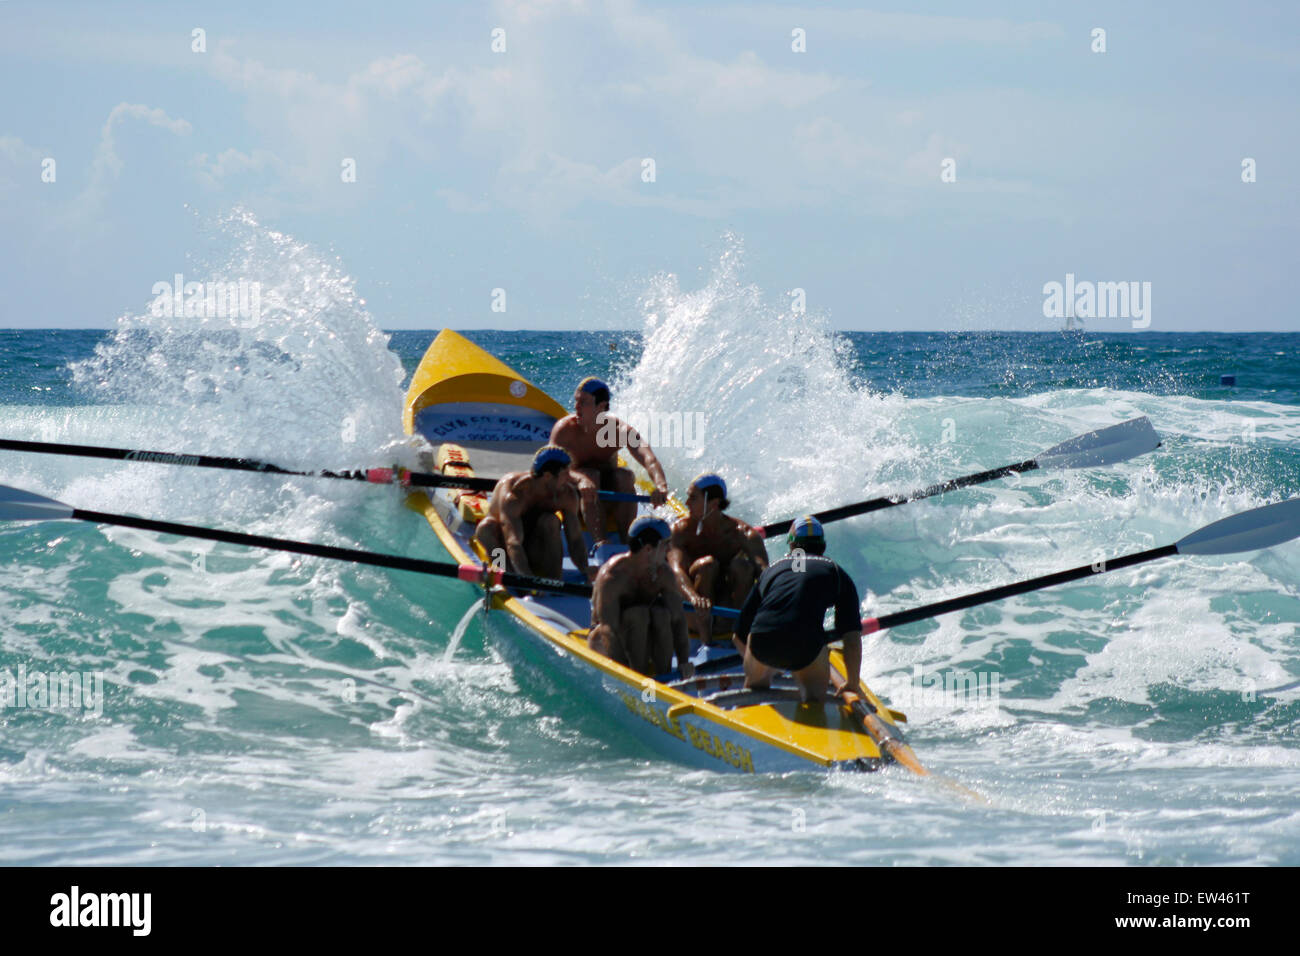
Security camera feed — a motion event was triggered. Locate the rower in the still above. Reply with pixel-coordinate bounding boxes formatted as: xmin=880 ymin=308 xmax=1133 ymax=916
xmin=549 ymin=376 xmax=670 ymax=548
xmin=587 ymin=516 xmax=694 ymax=679
xmin=734 ymin=516 xmax=863 ymax=703
xmin=667 ymin=473 xmax=768 ymax=651
xmin=472 ymin=445 xmax=594 ymax=582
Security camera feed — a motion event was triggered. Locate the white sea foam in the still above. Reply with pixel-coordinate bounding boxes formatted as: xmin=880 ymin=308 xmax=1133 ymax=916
xmin=3 ymin=226 xmax=1299 ymax=864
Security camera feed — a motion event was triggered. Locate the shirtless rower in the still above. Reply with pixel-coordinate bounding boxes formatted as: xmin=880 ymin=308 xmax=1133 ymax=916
xmin=549 ymin=377 xmax=670 ymax=547
xmin=668 ymin=473 xmax=768 ymax=651
xmin=587 ymin=517 xmax=695 ymax=679
xmin=472 ymin=445 xmax=595 ymax=582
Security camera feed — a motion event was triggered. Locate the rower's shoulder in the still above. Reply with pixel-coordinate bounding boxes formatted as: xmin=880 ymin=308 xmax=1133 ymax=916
xmin=496 ymin=470 xmax=532 ymax=503
xmin=498 ymin=469 xmax=528 ymax=491
xmin=593 ymin=551 xmax=631 ymax=585
xmin=550 ymin=414 xmax=580 ymax=438
xmin=727 ymin=514 xmax=762 ymax=542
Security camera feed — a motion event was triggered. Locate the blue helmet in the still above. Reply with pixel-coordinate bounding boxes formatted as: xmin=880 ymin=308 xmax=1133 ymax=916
xmin=577 ymin=376 xmax=610 ymax=406
xmin=531 ymin=444 xmax=571 ymax=475
xmin=628 ymin=515 xmax=671 ymax=551
xmin=787 ymin=515 xmax=825 ymax=551
xmin=690 ymin=472 xmax=727 ymax=499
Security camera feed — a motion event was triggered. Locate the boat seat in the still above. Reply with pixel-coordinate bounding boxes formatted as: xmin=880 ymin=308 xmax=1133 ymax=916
xmin=704 ymin=687 xmax=837 ymax=710
xmin=668 ymin=673 xmax=799 ymax=692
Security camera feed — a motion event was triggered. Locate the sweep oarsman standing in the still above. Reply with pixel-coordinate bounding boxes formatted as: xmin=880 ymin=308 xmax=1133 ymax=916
xmin=549 ymin=377 xmax=670 ymax=547
xmin=734 ymin=516 xmax=863 ymax=703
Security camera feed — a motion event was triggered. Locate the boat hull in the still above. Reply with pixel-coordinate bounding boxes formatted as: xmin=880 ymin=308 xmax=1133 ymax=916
xmin=402 ymin=329 xmax=916 ymax=774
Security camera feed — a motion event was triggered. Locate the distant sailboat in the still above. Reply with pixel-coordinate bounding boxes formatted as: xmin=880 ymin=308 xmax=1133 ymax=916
xmin=1063 ymin=299 xmax=1083 ymax=332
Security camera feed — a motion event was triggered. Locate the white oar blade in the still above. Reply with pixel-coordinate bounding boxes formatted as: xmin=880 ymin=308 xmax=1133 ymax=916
xmin=1033 ymin=416 xmax=1161 ymax=471
xmin=0 ymin=485 xmax=75 ymax=522
xmin=1176 ymin=498 xmax=1300 ymax=556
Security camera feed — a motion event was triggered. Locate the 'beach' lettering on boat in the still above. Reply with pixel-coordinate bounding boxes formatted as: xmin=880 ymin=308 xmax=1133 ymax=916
xmin=684 ymin=723 xmax=755 ymax=772
xmin=615 ymin=691 xmax=754 ymax=772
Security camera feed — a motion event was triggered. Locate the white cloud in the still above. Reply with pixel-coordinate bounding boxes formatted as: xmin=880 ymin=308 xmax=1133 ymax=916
xmin=205 ymin=48 xmax=460 ymax=193
xmin=635 ymin=49 xmax=840 ymax=115
xmin=41 ymin=0 xmax=1065 ymax=223
xmin=92 ymin=103 xmax=193 ymax=182
xmin=187 ymin=0 xmax=856 ymax=218
xmin=0 ymin=134 xmax=45 ymax=196
xmin=697 ymin=5 xmax=1065 ymax=48
xmin=64 ymin=103 xmax=194 ymax=233
xmin=192 ymin=148 xmax=289 ymax=190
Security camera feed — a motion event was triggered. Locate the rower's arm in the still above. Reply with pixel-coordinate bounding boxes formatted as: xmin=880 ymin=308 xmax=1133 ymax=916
xmin=742 ymin=524 xmax=770 ymax=570
xmin=592 ymin=572 xmax=620 ymax=633
xmin=734 ymin=581 xmax=762 ymax=647
xmin=666 ymin=528 xmax=702 ymax=602
xmin=499 ymin=497 xmax=533 ymax=577
xmin=840 ymin=632 xmax=863 ymax=694
xmin=834 ymin=566 xmax=863 ymax=693
xmin=669 ymin=599 xmax=694 ymax=679
xmin=623 ymin=425 xmax=668 ymax=494
xmin=560 ymin=492 xmax=593 ymax=579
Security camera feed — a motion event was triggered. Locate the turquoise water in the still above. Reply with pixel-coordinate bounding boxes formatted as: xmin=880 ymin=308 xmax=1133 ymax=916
xmin=2 ymin=219 xmax=1299 ymax=864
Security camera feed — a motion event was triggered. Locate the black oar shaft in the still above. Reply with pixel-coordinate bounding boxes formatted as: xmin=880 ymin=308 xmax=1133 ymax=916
xmin=67 ymin=506 xmax=744 ymax=617
xmin=866 ymin=543 xmax=1179 ymax=632
xmin=1 ymin=437 xmax=494 ymax=490
xmin=0 ymin=437 xmax=634 ymax=496
xmin=760 ymin=458 xmax=1039 ymax=537
xmin=1 ymin=438 xmax=301 ymax=476
xmin=74 ymin=507 xmax=456 ymax=576
xmin=68 ymin=507 xmax=595 ymax=597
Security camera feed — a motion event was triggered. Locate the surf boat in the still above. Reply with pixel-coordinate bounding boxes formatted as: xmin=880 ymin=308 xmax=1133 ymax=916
xmin=402 ymin=329 xmax=925 ymax=774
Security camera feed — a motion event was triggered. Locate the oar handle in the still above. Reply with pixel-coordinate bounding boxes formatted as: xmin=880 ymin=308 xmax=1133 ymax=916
xmin=595 ymin=491 xmax=653 ymax=503
xmin=456 ymin=560 xmax=738 ymax=614
xmin=404 ymin=470 xmax=648 ymax=500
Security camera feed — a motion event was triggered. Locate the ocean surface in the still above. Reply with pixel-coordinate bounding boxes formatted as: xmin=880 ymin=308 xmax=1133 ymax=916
xmin=2 ymin=221 xmax=1299 ymax=865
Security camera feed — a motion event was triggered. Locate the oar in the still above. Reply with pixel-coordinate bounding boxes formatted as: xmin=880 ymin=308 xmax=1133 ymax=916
xmin=0 ymin=484 xmax=728 ymax=613
xmin=0 ymin=437 xmax=650 ymax=502
xmin=860 ymin=496 xmax=1300 ymax=633
xmin=826 ymin=664 xmax=928 ymax=776
xmin=758 ymin=416 xmax=1161 ymax=538
xmin=671 ymin=496 xmax=1300 ymax=682
xmin=833 ymin=669 xmax=989 ymax=800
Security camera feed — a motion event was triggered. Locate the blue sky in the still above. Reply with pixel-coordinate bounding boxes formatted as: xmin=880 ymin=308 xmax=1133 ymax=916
xmin=1 ymin=0 xmax=1296 ymax=330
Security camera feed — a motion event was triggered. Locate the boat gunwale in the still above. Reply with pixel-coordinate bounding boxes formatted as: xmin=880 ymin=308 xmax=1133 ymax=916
xmin=407 ymin=490 xmax=854 ymax=768
xmin=400 ymin=328 xmax=898 ymax=770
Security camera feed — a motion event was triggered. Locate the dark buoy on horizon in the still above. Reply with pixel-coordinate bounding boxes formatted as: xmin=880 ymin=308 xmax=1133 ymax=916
xmin=1221 ymin=374 xmax=1236 ymax=387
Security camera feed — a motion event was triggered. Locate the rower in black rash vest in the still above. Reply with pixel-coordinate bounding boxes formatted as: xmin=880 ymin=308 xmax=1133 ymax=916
xmin=734 ymin=516 xmax=864 ymax=703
